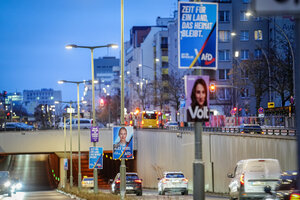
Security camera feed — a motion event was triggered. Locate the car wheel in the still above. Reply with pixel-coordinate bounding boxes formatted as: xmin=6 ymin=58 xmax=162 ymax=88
xmin=136 ymin=191 xmax=142 ymax=196
xmin=162 ymin=190 xmax=165 ymax=195
xmin=158 ymin=190 xmax=162 ymax=195
xmin=8 ymin=192 xmax=12 ymax=197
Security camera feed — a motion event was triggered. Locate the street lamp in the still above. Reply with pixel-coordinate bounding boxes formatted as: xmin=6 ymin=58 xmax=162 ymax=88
xmin=55 ymin=100 xmax=74 ymax=187
xmin=65 ymin=43 xmax=118 ymax=193
xmin=58 ymin=80 xmax=85 ymax=190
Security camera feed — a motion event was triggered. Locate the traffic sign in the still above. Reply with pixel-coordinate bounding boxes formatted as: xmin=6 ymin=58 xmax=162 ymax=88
xmin=258 ymin=107 xmax=264 ymax=114
xmin=268 ymin=102 xmax=275 ymax=108
xmin=253 ymin=0 xmax=300 ymax=15
xmin=89 ymin=147 xmax=103 ymax=169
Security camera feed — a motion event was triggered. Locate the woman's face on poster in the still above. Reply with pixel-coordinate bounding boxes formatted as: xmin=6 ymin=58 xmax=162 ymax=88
xmin=195 ymin=83 xmax=206 ymax=106
xmin=119 ymin=128 xmax=127 ymax=143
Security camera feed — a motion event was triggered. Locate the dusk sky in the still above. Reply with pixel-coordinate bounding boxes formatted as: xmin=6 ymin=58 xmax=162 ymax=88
xmin=0 ymin=0 xmax=180 ymax=101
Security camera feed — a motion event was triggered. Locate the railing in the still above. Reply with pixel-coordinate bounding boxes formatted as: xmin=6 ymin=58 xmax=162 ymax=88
xmin=174 ymin=126 xmax=297 ymax=136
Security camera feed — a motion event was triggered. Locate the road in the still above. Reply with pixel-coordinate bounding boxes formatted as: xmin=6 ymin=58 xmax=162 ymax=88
xmin=0 ymin=191 xmax=73 ymax=200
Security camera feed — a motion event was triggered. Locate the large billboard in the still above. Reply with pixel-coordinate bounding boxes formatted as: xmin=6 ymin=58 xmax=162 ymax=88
xmin=112 ymin=126 xmax=134 ymax=160
xmin=185 ymin=75 xmax=210 ymax=122
xmin=178 ymin=2 xmax=218 ymax=69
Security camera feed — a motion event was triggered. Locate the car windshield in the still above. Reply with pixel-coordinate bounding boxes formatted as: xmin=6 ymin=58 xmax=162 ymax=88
xmin=166 ymin=173 xmax=184 ymax=178
xmin=126 ymin=174 xmax=139 ymax=180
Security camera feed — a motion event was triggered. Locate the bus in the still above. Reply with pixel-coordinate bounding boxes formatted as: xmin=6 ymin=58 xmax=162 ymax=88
xmin=137 ymin=111 xmax=159 ymax=129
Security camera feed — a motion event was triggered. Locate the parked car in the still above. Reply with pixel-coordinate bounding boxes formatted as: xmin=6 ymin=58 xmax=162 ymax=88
xmin=2 ymin=122 xmax=34 ymax=131
xmin=228 ymin=158 xmax=281 ymax=200
xmin=239 ymin=124 xmax=264 ymax=134
xmin=81 ymin=177 xmax=94 ymax=188
xmin=66 ymin=118 xmax=92 ymax=129
xmin=164 ymin=122 xmax=179 ymax=129
xmin=157 ymin=172 xmax=188 ymax=195
xmin=0 ymin=171 xmax=12 ymax=197
xmin=263 ymin=171 xmax=299 ymax=200
xmin=110 ymin=172 xmax=142 ymax=196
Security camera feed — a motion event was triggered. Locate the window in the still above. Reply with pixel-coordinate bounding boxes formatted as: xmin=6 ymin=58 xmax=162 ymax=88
xmin=219 ymin=69 xmax=230 ymax=80
xmin=219 ymin=30 xmax=230 ymax=42
xmin=219 ymin=50 xmax=230 ymax=61
xmin=241 ymin=69 xmax=249 ymax=79
xmin=241 ymin=88 xmax=249 ymax=98
xmin=219 ymin=11 xmax=230 ymax=22
xmin=218 ymin=88 xmax=230 ymax=100
xmin=241 ymin=50 xmax=249 ymax=60
xmin=254 ymin=49 xmax=262 ymax=59
xmin=136 ymin=67 xmax=139 ymax=77
xmin=240 ymin=31 xmax=249 ymax=41
xmin=240 ymin=11 xmax=249 ymax=21
xmin=243 ymin=0 xmax=251 ymax=3
xmin=254 ymin=30 xmax=263 ymax=40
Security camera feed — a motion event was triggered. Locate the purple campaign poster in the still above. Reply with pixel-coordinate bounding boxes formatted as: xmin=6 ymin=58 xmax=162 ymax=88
xmin=90 ymin=126 xmax=99 ymax=142
xmin=185 ymin=75 xmax=210 ymax=122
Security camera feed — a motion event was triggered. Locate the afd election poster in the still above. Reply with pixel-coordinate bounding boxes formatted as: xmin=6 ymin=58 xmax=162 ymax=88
xmin=178 ymin=2 xmax=218 ymax=69
xmin=112 ymin=126 xmax=134 ymax=160
xmin=185 ymin=75 xmax=210 ymax=122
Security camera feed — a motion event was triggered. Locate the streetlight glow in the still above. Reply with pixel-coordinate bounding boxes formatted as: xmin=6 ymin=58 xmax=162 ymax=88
xmin=109 ymin=44 xmax=118 ymax=49
xmin=58 ymin=80 xmax=65 ymax=84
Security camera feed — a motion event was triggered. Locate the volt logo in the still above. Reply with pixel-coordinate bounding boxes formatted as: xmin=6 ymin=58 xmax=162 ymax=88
xmin=201 ymin=53 xmax=215 ymax=65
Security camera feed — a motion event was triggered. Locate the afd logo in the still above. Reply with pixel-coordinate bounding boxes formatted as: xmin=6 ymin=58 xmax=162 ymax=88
xmin=201 ymin=53 xmax=215 ymax=65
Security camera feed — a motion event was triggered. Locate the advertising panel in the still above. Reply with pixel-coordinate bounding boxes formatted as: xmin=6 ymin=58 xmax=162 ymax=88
xmin=178 ymin=2 xmax=218 ymax=69
xmin=90 ymin=126 xmax=99 ymax=142
xmin=112 ymin=126 xmax=134 ymax=160
xmin=89 ymin=147 xmax=103 ymax=169
xmin=185 ymin=75 xmax=210 ymax=122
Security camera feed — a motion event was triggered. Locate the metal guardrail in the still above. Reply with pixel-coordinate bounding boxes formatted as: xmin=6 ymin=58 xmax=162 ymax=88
xmin=176 ymin=126 xmax=296 ymax=136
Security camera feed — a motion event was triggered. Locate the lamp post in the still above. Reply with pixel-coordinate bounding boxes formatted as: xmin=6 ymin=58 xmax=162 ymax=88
xmin=65 ymin=43 xmax=118 ymax=193
xmin=55 ymin=100 xmax=74 ymax=187
xmin=58 ymin=80 xmax=85 ymax=190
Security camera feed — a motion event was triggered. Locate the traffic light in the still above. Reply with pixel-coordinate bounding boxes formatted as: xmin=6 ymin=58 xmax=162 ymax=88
xmin=209 ymin=83 xmax=216 ymax=93
xmin=99 ymin=98 xmax=105 ymax=107
xmin=3 ymin=91 xmax=7 ymax=98
xmin=6 ymin=112 xmax=10 ymax=120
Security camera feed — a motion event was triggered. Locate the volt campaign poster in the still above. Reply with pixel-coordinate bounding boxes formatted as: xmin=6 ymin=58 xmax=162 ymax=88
xmin=185 ymin=75 xmax=210 ymax=122
xmin=178 ymin=2 xmax=218 ymax=69
xmin=112 ymin=126 xmax=134 ymax=160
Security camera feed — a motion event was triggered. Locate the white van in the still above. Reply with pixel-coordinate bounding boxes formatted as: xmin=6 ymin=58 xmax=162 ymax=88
xmin=66 ymin=118 xmax=92 ymax=129
xmin=227 ymin=158 xmax=281 ymax=200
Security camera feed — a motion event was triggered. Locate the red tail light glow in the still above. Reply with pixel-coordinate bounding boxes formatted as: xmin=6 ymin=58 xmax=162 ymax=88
xmin=182 ymin=178 xmax=188 ymax=183
xmin=115 ymin=180 xmax=120 ymax=184
xmin=134 ymin=179 xmax=142 ymax=183
xmin=290 ymin=193 xmax=300 ymax=200
xmin=240 ymin=173 xmax=245 ymax=185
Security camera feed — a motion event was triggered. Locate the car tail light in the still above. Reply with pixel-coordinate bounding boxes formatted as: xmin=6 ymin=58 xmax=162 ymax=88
xmin=290 ymin=193 xmax=300 ymax=200
xmin=134 ymin=179 xmax=142 ymax=183
xmin=240 ymin=173 xmax=245 ymax=185
xmin=162 ymin=178 xmax=169 ymax=184
xmin=258 ymin=160 xmax=265 ymax=162
xmin=182 ymin=178 xmax=188 ymax=184
xmin=115 ymin=180 xmax=120 ymax=184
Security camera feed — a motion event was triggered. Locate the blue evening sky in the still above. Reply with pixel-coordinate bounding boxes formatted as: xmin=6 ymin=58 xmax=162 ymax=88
xmin=0 ymin=0 xmax=180 ymax=101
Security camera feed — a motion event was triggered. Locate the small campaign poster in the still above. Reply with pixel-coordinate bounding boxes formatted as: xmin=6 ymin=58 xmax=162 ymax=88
xmin=185 ymin=75 xmax=210 ymax=122
xmin=112 ymin=126 xmax=134 ymax=160
xmin=89 ymin=147 xmax=103 ymax=169
xmin=63 ymin=158 xmax=68 ymax=170
xmin=178 ymin=2 xmax=218 ymax=69
xmin=90 ymin=126 xmax=99 ymax=142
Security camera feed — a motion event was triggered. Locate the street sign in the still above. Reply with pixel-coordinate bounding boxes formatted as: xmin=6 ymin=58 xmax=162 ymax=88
xmin=178 ymin=2 xmax=218 ymax=69
xmin=89 ymin=147 xmax=103 ymax=169
xmin=258 ymin=107 xmax=264 ymax=114
xmin=258 ymin=113 xmax=265 ymax=118
xmin=63 ymin=158 xmax=68 ymax=170
xmin=90 ymin=126 xmax=99 ymax=142
xmin=253 ymin=0 xmax=300 ymax=15
xmin=268 ymin=102 xmax=275 ymax=108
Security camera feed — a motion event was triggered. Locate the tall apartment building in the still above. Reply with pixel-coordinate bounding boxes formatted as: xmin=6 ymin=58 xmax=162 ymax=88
xmin=23 ymin=88 xmax=62 ymax=114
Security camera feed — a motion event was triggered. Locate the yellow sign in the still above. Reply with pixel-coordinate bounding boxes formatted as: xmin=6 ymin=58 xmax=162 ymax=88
xmin=268 ymin=102 xmax=275 ymax=108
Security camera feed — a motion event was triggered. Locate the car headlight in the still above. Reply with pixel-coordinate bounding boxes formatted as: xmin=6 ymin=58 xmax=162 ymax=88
xmin=16 ymin=183 xmax=22 ymax=189
xmin=4 ymin=181 xmax=11 ymax=187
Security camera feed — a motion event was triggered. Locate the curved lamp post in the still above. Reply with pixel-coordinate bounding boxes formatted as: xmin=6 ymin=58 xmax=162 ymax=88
xmin=65 ymin=43 xmax=118 ymax=194
xmin=58 ymin=80 xmax=85 ymax=190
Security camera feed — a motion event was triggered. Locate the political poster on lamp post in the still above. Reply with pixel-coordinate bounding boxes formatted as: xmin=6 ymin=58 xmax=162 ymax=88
xmin=185 ymin=75 xmax=210 ymax=122
xmin=112 ymin=126 xmax=134 ymax=160
xmin=178 ymin=2 xmax=218 ymax=69
xmin=89 ymin=147 xmax=103 ymax=169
